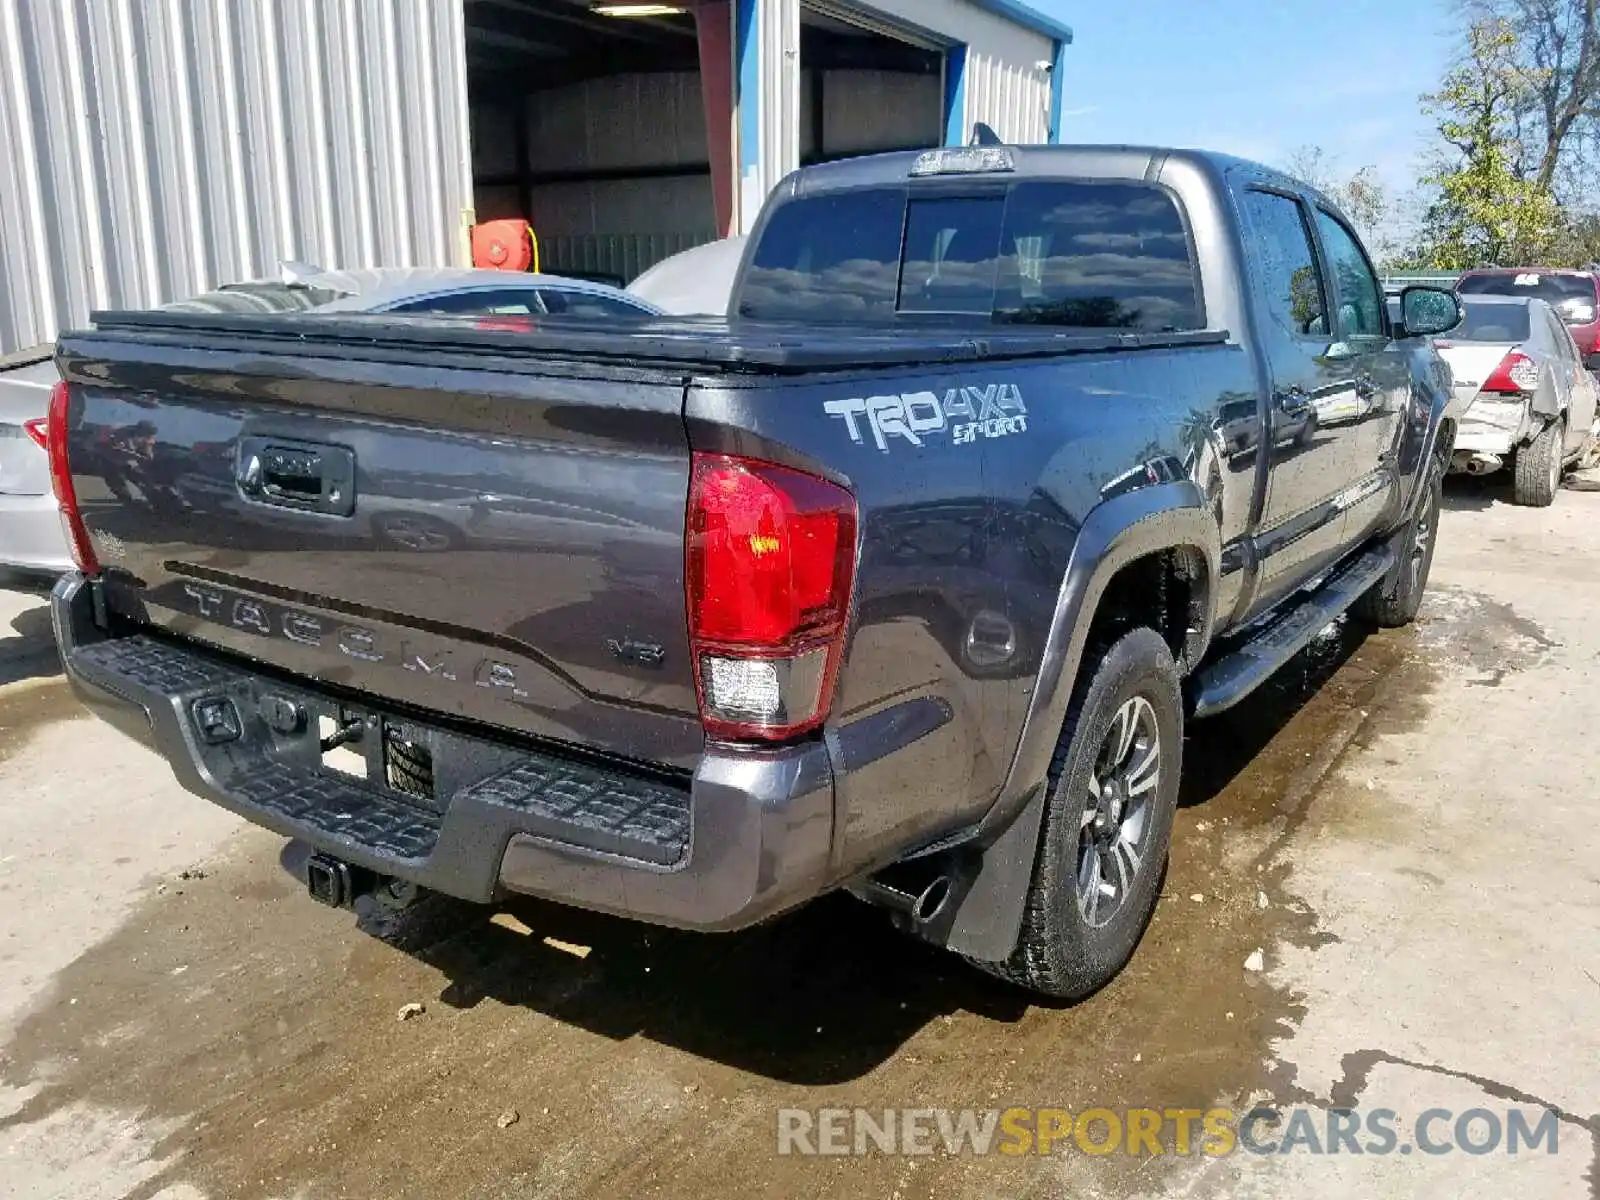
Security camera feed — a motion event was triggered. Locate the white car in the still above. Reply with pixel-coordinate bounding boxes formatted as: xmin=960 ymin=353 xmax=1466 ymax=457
xmin=627 ymin=237 xmax=748 ymax=315
xmin=0 ymin=348 xmax=69 ymax=577
xmin=1435 ymin=294 xmax=1599 ymax=506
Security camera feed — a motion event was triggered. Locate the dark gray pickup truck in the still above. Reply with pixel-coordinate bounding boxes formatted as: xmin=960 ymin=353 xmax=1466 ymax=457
xmin=47 ymin=145 xmax=1463 ymax=999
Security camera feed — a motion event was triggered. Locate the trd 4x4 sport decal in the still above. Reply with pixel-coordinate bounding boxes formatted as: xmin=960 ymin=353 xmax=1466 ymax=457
xmin=824 ymin=384 xmax=1027 ymax=453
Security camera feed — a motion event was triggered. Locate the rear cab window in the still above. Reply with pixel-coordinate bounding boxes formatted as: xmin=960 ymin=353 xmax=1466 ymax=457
xmin=737 ymin=179 xmax=1204 ymax=333
xmin=1450 ymin=302 xmax=1531 ymax=343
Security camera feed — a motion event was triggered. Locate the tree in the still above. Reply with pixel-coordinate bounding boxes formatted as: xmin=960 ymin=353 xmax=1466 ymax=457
xmin=1543 ymin=208 xmax=1600 ymax=261
xmin=1284 ymin=146 xmax=1392 ymax=257
xmin=1473 ymin=0 xmax=1600 ymax=193
xmin=1416 ymin=18 xmax=1562 ymax=268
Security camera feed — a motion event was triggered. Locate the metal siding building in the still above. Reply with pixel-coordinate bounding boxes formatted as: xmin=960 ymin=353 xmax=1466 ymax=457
xmin=736 ymin=0 xmax=1065 ymax=230
xmin=0 ymin=0 xmax=1070 ymax=354
xmin=0 ymin=0 xmax=472 ymax=354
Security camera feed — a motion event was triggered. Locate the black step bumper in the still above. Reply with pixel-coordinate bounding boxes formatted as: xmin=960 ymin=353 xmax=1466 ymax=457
xmin=52 ymin=574 xmax=835 ymax=931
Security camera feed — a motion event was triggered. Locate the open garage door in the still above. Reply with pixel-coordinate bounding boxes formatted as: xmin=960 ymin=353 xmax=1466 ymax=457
xmin=800 ymin=3 xmax=947 ymax=165
xmin=464 ymin=0 xmax=720 ymax=284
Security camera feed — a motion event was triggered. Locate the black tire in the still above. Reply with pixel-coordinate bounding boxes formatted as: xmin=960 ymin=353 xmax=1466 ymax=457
xmin=974 ymin=627 xmax=1183 ymax=1000
xmin=384 ymin=735 xmax=435 ymax=799
xmin=1352 ymin=462 xmax=1441 ymax=629
xmin=1513 ymin=416 xmax=1565 ymax=507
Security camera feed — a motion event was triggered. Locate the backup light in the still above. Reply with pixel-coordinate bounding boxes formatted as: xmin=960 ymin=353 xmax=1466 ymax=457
xmin=686 ymin=453 xmax=857 ymax=741
xmin=910 ymin=147 xmax=1016 ymax=177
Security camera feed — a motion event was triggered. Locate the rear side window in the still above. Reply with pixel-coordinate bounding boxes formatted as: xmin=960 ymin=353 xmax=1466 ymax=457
xmin=539 ymin=290 xmax=653 ymax=318
xmin=388 ymin=289 xmax=544 ymax=316
xmin=1312 ymin=210 xmax=1383 ymax=338
xmin=1537 ymin=306 xmax=1575 ymax=360
xmin=738 ymin=180 xmax=1202 ymax=332
xmin=1239 ymin=191 xmax=1328 ymax=338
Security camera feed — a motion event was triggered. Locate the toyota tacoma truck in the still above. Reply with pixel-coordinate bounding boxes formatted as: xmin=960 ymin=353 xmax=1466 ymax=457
xmin=47 ymin=146 xmax=1463 ymax=999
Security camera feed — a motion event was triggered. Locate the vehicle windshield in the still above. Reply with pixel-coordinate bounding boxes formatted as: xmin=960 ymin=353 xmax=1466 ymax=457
xmin=1449 ymin=301 xmax=1531 ymax=343
xmin=737 ymin=179 xmax=1204 ymax=332
xmin=1457 ymin=272 xmax=1595 ymax=324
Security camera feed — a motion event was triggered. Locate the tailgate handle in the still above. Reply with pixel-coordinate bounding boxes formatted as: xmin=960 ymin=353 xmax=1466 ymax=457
xmin=237 ymin=438 xmax=355 ymax=517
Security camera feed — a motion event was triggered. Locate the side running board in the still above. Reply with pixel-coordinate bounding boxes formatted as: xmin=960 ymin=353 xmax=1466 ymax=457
xmin=1189 ymin=545 xmax=1395 ymax=718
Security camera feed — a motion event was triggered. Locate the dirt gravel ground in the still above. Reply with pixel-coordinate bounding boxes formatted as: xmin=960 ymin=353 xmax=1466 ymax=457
xmin=0 ymin=478 xmax=1597 ymax=1200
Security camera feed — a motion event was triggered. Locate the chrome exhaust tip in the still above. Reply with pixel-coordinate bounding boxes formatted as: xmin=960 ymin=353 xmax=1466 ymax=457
xmin=856 ymin=873 xmax=955 ymax=925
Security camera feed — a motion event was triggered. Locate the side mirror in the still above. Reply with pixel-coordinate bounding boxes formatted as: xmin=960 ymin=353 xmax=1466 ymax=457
xmin=1398 ymin=286 xmax=1462 ymax=337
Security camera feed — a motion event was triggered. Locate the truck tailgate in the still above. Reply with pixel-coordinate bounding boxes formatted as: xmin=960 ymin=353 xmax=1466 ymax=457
xmin=56 ymin=327 xmax=704 ymax=770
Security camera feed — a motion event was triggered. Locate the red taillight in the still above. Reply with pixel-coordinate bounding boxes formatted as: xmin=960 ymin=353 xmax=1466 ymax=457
xmin=47 ymin=380 xmax=100 ymax=575
xmin=22 ymin=418 xmax=47 ymax=449
xmin=1482 ymin=351 xmax=1540 ymax=393
xmin=686 ymin=453 xmax=857 ymax=741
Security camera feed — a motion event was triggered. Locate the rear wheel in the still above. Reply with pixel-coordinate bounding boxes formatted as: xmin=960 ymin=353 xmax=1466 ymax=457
xmin=974 ymin=628 xmax=1182 ymax=1000
xmin=1513 ymin=416 xmax=1565 ymax=507
xmin=1353 ymin=461 xmax=1441 ymax=629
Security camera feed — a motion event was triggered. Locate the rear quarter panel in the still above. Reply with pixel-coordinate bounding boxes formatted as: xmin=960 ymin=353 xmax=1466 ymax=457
xmin=687 ymin=341 xmax=1257 ymax=880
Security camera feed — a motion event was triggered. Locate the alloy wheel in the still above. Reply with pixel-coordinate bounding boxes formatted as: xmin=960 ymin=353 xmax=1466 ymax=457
xmin=1076 ymin=695 xmax=1161 ymax=928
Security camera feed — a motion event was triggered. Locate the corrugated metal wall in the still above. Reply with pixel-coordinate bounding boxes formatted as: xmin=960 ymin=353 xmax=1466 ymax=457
xmin=963 ymin=50 xmax=1050 ymax=143
xmin=800 ymin=68 xmax=943 ymax=158
xmin=472 ymin=72 xmax=715 ymax=238
xmin=0 ymin=0 xmax=473 ymax=354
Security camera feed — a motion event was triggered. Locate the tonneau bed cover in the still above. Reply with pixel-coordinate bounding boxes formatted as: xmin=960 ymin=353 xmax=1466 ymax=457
xmin=83 ymin=310 xmax=1229 ymax=374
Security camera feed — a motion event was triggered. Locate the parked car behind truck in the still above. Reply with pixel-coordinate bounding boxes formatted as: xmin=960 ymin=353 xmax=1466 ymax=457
xmin=0 ymin=347 xmax=72 ymax=579
xmin=47 ymin=145 xmax=1463 ymax=999
xmin=1434 ymin=295 xmax=1598 ymax=506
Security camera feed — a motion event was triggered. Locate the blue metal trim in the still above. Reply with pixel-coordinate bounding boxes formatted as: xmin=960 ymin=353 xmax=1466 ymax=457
xmin=944 ymin=44 xmax=969 ymax=146
xmin=735 ymin=0 xmax=759 ymax=186
xmin=1047 ymin=38 xmax=1067 ymax=143
xmin=966 ymin=0 xmax=1073 ymax=44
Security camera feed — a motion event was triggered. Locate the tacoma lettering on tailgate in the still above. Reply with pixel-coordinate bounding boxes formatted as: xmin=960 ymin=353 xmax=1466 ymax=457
xmin=178 ymin=582 xmax=530 ymax=698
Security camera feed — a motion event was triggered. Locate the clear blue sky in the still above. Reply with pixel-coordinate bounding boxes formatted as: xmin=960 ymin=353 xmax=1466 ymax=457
xmin=1037 ymin=0 xmax=1456 ymax=194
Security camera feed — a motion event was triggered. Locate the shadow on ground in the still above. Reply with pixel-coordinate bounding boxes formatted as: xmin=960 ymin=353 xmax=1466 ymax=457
xmin=0 ymin=591 xmax=61 ymax=687
xmin=1443 ymin=467 xmax=1600 ymax=507
xmin=1441 ymin=473 xmax=1509 ymax=511
xmin=295 ymin=615 xmax=1396 ymax=1087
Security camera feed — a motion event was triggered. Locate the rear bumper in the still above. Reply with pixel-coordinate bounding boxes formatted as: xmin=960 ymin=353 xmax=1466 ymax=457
xmin=0 ymin=491 xmax=71 ymax=574
xmin=53 ymin=574 xmax=835 ymax=932
xmin=1453 ymin=394 xmax=1535 ymax=457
